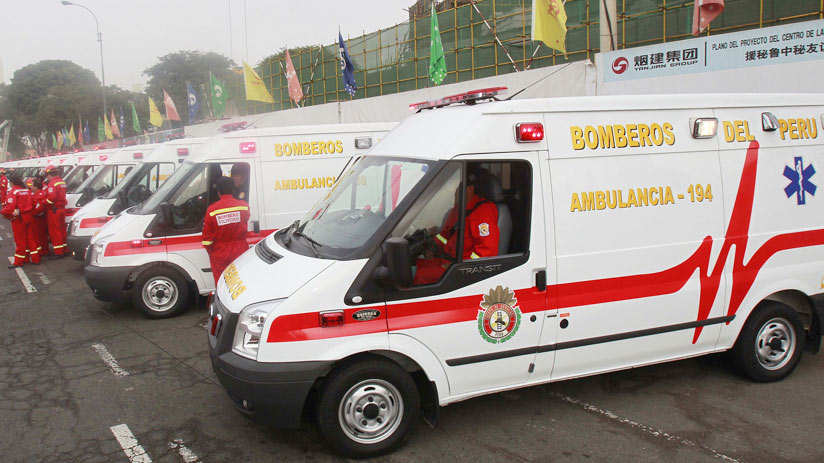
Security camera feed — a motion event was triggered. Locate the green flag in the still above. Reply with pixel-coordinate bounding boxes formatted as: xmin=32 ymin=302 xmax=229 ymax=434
xmin=52 ymin=133 xmax=57 ymax=149
xmin=131 ymin=101 xmax=141 ymax=133
xmin=210 ymin=72 xmax=228 ymax=118
xmin=429 ymin=3 xmax=447 ymax=86
xmin=98 ymin=116 xmax=105 ymax=143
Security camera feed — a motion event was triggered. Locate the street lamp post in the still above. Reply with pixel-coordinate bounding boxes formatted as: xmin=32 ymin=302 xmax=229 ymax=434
xmin=60 ymin=1 xmax=106 ymax=118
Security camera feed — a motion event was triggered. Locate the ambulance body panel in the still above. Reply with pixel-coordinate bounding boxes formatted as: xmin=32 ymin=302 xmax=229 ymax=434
xmin=206 ymin=92 xmax=824 ymax=458
xmin=67 ymin=138 xmax=207 ymax=259
xmin=85 ymin=123 xmax=396 ymax=318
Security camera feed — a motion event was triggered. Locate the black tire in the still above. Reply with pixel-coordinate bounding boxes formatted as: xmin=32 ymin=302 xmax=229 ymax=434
xmin=130 ymin=267 xmax=189 ymax=319
xmin=316 ymin=358 xmax=420 ymax=458
xmin=730 ymin=302 xmax=805 ymax=382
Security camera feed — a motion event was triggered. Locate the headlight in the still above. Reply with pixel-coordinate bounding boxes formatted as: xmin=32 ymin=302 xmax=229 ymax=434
xmin=233 ymin=299 xmax=284 ymax=360
xmin=70 ymin=218 xmax=81 ymax=235
xmin=89 ymin=235 xmax=112 ymax=266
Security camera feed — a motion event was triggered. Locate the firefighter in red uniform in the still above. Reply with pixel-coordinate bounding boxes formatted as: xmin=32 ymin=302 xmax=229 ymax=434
xmin=44 ymin=165 xmax=69 ymax=258
xmin=30 ymin=178 xmax=50 ymax=257
xmin=2 ymin=175 xmax=37 ymax=267
xmin=413 ymin=172 xmax=499 ymax=285
xmin=202 ymin=177 xmax=250 ymax=284
xmin=0 ymin=167 xmax=9 ymax=204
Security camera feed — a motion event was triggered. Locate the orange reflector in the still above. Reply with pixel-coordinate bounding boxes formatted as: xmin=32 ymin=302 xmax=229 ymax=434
xmin=515 ymin=123 xmax=544 ymax=142
xmin=319 ymin=310 xmax=345 ymax=327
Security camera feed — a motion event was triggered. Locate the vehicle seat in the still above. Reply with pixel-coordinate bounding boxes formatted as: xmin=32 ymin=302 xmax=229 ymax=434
xmin=474 ymin=172 xmax=512 ymax=255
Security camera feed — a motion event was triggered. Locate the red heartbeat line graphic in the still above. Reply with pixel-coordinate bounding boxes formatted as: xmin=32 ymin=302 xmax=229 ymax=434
xmin=554 ymin=141 xmax=824 ymax=343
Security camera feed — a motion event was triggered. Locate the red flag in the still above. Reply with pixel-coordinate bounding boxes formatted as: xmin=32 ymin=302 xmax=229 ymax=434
xmin=163 ymin=89 xmax=181 ymax=121
xmin=285 ymin=50 xmax=304 ymax=105
xmin=692 ymin=0 xmax=724 ymax=36
xmin=110 ymin=110 xmax=121 ymax=138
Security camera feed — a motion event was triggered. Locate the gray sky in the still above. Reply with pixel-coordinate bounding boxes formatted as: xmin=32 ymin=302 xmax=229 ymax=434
xmin=0 ymin=0 xmax=414 ymax=90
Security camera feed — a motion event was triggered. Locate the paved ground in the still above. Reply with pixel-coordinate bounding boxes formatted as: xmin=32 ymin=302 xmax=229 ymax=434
xmin=0 ymin=223 xmax=823 ymax=462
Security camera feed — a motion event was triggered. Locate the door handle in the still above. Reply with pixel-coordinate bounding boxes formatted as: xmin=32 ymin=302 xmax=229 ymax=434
xmin=535 ymin=270 xmax=546 ymax=291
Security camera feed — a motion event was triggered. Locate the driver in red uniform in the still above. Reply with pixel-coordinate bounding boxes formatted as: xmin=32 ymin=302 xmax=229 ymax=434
xmin=202 ymin=177 xmax=250 ymax=284
xmin=413 ymin=171 xmax=499 ymax=285
xmin=44 ymin=165 xmax=69 ymax=258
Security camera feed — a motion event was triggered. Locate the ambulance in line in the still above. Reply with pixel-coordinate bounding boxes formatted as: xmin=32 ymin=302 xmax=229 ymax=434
xmin=84 ymin=123 xmax=396 ymax=318
xmin=206 ymin=89 xmax=824 ymax=457
xmin=67 ymin=138 xmax=208 ymax=259
xmin=63 ymin=149 xmax=117 ymax=221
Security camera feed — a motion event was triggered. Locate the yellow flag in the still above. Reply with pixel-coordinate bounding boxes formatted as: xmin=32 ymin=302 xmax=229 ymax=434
xmin=68 ymin=125 xmax=77 ymax=146
xmin=532 ymin=0 xmax=568 ymax=53
xmin=243 ymin=60 xmax=274 ymax=103
xmin=148 ymin=97 xmax=163 ymax=127
xmin=104 ymin=114 xmax=113 ymax=140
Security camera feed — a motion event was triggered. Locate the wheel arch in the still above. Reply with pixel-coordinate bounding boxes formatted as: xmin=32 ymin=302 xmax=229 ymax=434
xmin=126 ymin=260 xmax=196 ymax=295
xmin=763 ymin=290 xmax=821 ymax=353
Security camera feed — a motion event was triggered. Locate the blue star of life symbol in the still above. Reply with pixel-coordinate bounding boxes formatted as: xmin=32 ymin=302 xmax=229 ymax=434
xmin=783 ymin=156 xmax=816 ymax=205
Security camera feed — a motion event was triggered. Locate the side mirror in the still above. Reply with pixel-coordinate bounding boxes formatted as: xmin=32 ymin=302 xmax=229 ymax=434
xmin=159 ymin=202 xmax=174 ymax=227
xmin=383 ymin=237 xmax=412 ymax=290
xmin=117 ymin=190 xmax=127 ymax=206
xmin=252 ymin=220 xmax=260 ymax=234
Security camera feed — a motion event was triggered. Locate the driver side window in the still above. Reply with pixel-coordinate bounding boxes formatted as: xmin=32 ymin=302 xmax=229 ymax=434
xmin=169 ymin=162 xmax=249 ymax=230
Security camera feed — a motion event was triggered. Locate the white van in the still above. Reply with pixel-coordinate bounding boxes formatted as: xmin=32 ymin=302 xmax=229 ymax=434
xmin=64 ymin=149 xmax=118 ymax=222
xmin=67 ymin=138 xmax=208 ymax=259
xmin=206 ymin=90 xmax=824 ymax=457
xmin=84 ymin=123 xmax=396 ymax=318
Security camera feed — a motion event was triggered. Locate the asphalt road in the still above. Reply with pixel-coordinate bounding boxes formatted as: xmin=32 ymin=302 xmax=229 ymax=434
xmin=1 ymin=223 xmax=823 ymax=462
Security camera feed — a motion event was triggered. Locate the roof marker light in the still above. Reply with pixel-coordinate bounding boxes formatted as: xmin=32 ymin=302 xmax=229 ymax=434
xmin=409 ymin=86 xmax=508 ymax=112
xmin=133 ymin=152 xmax=143 ymax=159
xmin=515 ymin=123 xmax=544 ymax=143
xmin=239 ymin=142 xmax=256 ymax=154
xmin=177 ymin=147 xmax=189 ymax=156
xmin=99 ymin=154 xmax=108 ymax=161
xmin=319 ymin=310 xmax=344 ymax=327
xmin=354 ymin=137 xmax=372 ymax=150
xmin=690 ymin=117 xmax=718 ymax=139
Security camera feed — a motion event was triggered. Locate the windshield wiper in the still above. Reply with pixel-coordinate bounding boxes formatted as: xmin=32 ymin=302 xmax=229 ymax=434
xmin=292 ymin=227 xmax=322 ymax=258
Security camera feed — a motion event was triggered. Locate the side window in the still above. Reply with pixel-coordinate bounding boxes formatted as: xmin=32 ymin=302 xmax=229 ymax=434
xmin=168 ymin=162 xmax=249 ymax=230
xmin=394 ymin=160 xmax=532 ymax=287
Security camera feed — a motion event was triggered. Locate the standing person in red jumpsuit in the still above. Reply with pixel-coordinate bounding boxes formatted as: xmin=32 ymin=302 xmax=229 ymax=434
xmin=30 ymin=178 xmax=50 ymax=257
xmin=413 ymin=172 xmax=500 ymax=285
xmin=201 ymin=176 xmax=250 ymax=284
xmin=44 ymin=165 xmax=69 ymax=258
xmin=0 ymin=167 xmax=9 ymax=204
xmin=2 ymin=175 xmax=36 ymax=268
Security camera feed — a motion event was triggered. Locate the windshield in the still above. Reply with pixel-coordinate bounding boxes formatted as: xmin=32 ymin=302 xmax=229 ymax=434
xmin=105 ymin=162 xmax=176 ymax=211
xmin=65 ymin=164 xmax=95 ymax=193
xmin=137 ymin=161 xmax=198 ymax=214
xmin=295 ymin=156 xmax=432 ymax=254
xmin=80 ymin=163 xmax=136 ymax=198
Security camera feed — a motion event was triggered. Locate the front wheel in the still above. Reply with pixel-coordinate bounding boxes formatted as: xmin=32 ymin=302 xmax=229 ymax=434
xmin=730 ymin=302 xmax=805 ymax=382
xmin=131 ymin=267 xmax=189 ymax=319
xmin=316 ymin=359 xmax=420 ymax=458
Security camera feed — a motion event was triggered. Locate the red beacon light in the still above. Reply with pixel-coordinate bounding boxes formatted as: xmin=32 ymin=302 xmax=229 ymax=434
xmin=239 ymin=142 xmax=256 ymax=154
xmin=177 ymin=147 xmax=189 ymax=156
xmin=409 ymin=86 xmax=507 ymax=112
xmin=133 ymin=152 xmax=143 ymax=159
xmin=319 ymin=310 xmax=345 ymax=327
xmin=515 ymin=123 xmax=544 ymax=143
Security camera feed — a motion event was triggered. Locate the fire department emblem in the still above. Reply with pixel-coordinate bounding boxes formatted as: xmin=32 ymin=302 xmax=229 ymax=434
xmin=477 ymin=286 xmax=521 ymax=344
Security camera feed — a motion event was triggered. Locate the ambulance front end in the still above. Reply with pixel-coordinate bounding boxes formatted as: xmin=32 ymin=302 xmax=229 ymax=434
xmin=68 ymin=140 xmax=205 ymax=259
xmin=208 ymin=154 xmax=438 ymax=433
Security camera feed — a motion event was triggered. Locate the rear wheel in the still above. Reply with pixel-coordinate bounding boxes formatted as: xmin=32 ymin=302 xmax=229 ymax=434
xmin=316 ymin=359 xmax=420 ymax=458
xmin=730 ymin=302 xmax=805 ymax=382
xmin=131 ymin=267 xmax=189 ymax=319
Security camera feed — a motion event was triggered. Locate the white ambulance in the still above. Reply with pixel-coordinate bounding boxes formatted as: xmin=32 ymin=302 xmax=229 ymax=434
xmin=84 ymin=123 xmax=396 ymax=318
xmin=63 ymin=149 xmax=117 ymax=222
xmin=207 ymin=89 xmax=824 ymax=457
xmin=67 ymin=138 xmax=208 ymax=259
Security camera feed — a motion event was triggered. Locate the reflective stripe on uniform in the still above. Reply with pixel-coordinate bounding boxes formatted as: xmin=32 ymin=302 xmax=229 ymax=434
xmin=46 ymin=199 xmax=54 ymax=204
xmin=435 ymin=234 xmax=448 ymax=245
xmin=470 ymin=252 xmax=480 ymax=259
xmin=30 ymin=250 xmax=38 ymax=255
xmin=53 ymin=244 xmax=67 ymax=249
xmin=209 ymin=206 xmax=248 ymax=217
xmin=54 ymin=182 xmax=66 ymax=186
xmin=202 ymin=241 xmax=213 ymax=246
xmin=14 ymin=254 xmax=26 ymax=259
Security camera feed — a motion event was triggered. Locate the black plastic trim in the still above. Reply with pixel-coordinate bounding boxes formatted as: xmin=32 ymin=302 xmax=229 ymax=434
xmin=445 ymin=315 xmax=735 ymax=367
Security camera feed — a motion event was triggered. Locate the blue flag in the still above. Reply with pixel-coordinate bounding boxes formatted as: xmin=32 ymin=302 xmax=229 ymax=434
xmin=62 ymin=128 xmax=70 ymax=147
xmin=187 ymin=82 xmax=200 ymax=123
xmin=83 ymin=121 xmax=90 ymax=144
xmin=338 ymin=32 xmax=357 ymax=96
xmin=119 ymin=107 xmax=125 ymax=136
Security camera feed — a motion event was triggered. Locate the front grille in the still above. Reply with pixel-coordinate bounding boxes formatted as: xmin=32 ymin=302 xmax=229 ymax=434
xmin=255 ymin=239 xmax=282 ymax=264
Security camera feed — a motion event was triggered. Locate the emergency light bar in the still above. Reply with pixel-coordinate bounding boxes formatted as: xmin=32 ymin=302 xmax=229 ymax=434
xmin=409 ymin=86 xmax=507 ymax=112
xmin=177 ymin=148 xmax=189 ymax=156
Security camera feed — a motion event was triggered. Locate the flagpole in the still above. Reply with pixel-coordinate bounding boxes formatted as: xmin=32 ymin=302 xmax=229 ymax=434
xmin=469 ymin=0 xmax=521 ymax=72
xmin=302 ymin=45 xmax=324 ymax=107
xmin=201 ymin=83 xmax=213 ymax=118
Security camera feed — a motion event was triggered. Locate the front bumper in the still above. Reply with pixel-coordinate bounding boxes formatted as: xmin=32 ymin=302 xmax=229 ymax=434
xmin=67 ymin=233 xmax=92 ymax=260
xmin=208 ymin=299 xmax=331 ymax=428
xmin=84 ymin=264 xmax=134 ymax=302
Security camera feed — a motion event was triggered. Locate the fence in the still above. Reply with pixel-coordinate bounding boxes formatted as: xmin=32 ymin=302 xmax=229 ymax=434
xmin=227 ymin=0 xmax=824 ymax=116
